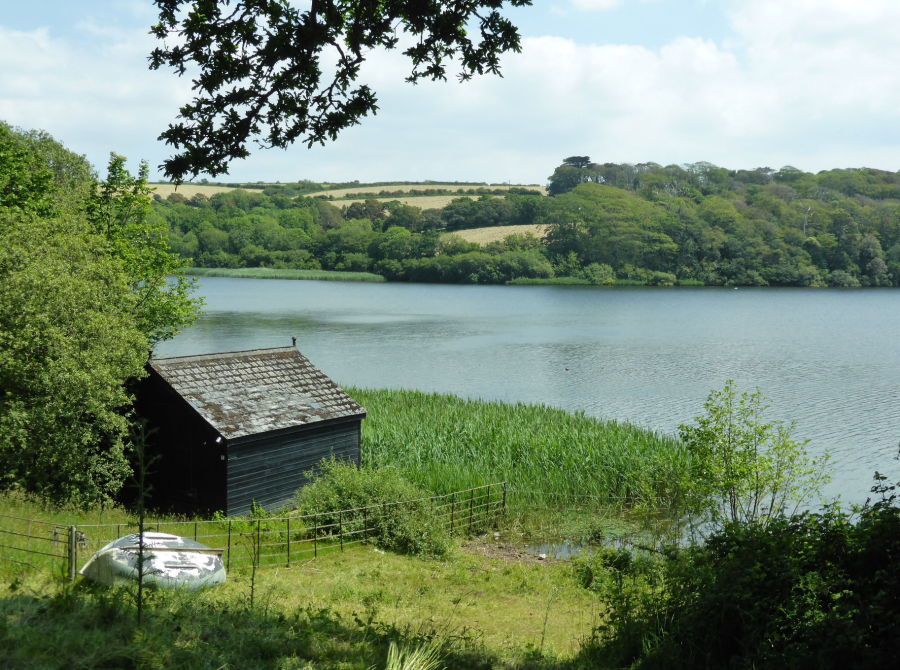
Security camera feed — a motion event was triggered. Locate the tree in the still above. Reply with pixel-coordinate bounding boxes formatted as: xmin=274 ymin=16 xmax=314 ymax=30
xmin=547 ymin=157 xmax=602 ymax=196
xmin=0 ymin=204 xmax=147 ymax=505
xmin=0 ymin=125 xmax=202 ymax=504
xmin=678 ymin=382 xmax=830 ymax=530
xmin=149 ymin=0 xmax=532 ymax=181
xmin=88 ymin=154 xmax=202 ymax=344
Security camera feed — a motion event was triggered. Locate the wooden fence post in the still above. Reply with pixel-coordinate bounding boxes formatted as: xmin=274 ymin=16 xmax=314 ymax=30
xmin=226 ymin=520 xmax=232 ymax=571
xmin=68 ymin=526 xmax=77 ymax=583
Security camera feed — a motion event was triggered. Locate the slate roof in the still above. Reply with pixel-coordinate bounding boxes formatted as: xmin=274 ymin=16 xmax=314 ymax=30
xmin=149 ymin=347 xmax=366 ymax=439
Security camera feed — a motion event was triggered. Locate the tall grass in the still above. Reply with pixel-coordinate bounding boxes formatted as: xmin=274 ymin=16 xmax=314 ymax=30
xmin=184 ymin=267 xmax=385 ymax=282
xmin=347 ymin=388 xmax=690 ymax=508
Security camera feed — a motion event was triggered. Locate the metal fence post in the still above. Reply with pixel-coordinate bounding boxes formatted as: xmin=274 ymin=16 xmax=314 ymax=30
xmin=226 ymin=520 xmax=232 ymax=571
xmin=364 ymin=508 xmax=368 ymax=545
xmin=314 ymin=515 xmax=318 ymax=558
xmin=287 ymin=518 xmax=291 ymax=567
xmin=502 ymin=482 xmax=507 ymax=512
xmin=257 ymin=519 xmax=261 ymax=564
xmin=339 ymin=511 xmax=343 ymax=552
xmin=26 ymin=520 xmax=31 ymax=555
xmin=68 ymin=526 xmax=77 ymax=583
xmin=194 ymin=521 xmax=198 ymax=542
xmin=450 ymin=493 xmax=455 ymax=537
xmin=469 ymin=489 xmax=474 ymax=535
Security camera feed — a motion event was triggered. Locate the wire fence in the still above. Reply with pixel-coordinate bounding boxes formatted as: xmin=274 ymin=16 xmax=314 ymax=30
xmin=0 ymin=483 xmax=506 ymax=581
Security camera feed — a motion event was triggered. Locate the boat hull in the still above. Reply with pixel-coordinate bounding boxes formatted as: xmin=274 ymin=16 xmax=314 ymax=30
xmin=79 ymin=532 xmax=226 ymax=590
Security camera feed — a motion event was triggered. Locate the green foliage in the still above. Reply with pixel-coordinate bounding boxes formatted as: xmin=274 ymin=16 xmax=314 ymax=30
xmin=88 ymin=154 xmax=202 ymax=344
xmin=581 ymin=263 xmax=616 ymax=285
xmin=0 ymin=124 xmax=201 ymax=505
xmin=184 ymin=267 xmax=385 ymax=282
xmin=0 ymin=588 xmax=440 ymax=670
xmin=155 ymin=155 xmax=900 ymax=287
xmin=583 ymin=490 xmax=900 ymax=669
xmin=348 ymin=388 xmax=690 ymax=507
xmin=678 ymin=382 xmax=830 ymax=529
xmin=150 ymin=0 xmax=532 ymax=180
xmin=0 ymin=210 xmax=146 ymax=505
xmin=294 ymin=459 xmax=451 ymax=558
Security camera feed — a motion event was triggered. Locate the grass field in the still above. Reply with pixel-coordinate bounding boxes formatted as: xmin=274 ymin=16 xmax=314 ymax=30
xmin=309 ymin=183 xmax=547 ymax=199
xmin=150 ymin=183 xmax=264 ymax=199
xmin=184 ymin=267 xmax=385 ymax=282
xmin=348 ymin=388 xmax=689 ymax=507
xmin=0 ymin=529 xmax=602 ymax=666
xmin=332 ymin=194 xmax=479 ymax=209
xmin=447 ymin=224 xmax=549 ymax=245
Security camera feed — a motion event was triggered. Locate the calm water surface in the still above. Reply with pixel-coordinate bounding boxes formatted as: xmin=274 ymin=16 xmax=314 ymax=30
xmin=157 ymin=279 xmax=900 ymax=503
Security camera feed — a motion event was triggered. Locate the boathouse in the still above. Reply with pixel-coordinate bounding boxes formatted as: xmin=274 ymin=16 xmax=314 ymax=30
xmin=134 ymin=343 xmax=366 ymax=515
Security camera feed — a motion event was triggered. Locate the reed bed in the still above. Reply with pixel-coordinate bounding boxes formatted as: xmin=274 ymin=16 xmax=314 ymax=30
xmin=184 ymin=267 xmax=385 ymax=282
xmin=347 ymin=388 xmax=690 ymax=509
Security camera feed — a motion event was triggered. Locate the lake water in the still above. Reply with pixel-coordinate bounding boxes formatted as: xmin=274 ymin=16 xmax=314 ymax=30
xmin=157 ymin=278 xmax=900 ymax=503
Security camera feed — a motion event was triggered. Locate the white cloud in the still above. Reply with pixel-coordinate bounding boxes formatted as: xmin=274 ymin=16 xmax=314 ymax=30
xmin=568 ymin=0 xmax=621 ymax=11
xmin=2 ymin=0 xmax=900 ymax=182
xmin=0 ymin=23 xmax=191 ymax=173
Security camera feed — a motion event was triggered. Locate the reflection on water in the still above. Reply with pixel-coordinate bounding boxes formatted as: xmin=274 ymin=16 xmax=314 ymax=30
xmin=157 ymin=278 xmax=900 ymax=504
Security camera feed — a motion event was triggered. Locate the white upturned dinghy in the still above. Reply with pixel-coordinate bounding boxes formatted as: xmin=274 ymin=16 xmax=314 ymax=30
xmin=79 ymin=532 xmax=226 ymax=590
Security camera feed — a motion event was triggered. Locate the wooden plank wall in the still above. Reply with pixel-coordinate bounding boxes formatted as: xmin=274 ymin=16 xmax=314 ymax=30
xmin=227 ymin=420 xmax=361 ymax=515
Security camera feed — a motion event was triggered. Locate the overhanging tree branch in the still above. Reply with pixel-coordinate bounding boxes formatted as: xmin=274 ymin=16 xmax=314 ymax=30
xmin=150 ymin=0 xmax=531 ymax=182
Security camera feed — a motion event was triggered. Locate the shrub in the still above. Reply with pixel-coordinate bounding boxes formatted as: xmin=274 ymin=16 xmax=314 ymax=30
xmin=678 ymin=381 xmax=830 ymax=530
xmin=294 ymin=460 xmax=450 ymax=558
xmin=581 ymin=263 xmax=615 ymax=285
xmin=583 ymin=495 xmax=900 ymax=669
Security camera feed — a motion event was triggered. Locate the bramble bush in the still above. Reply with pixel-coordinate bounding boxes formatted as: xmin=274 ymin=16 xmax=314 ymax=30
xmin=294 ymin=460 xmax=451 ymax=558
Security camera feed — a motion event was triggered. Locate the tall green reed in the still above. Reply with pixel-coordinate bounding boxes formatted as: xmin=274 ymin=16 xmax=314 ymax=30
xmin=346 ymin=388 xmax=690 ymax=509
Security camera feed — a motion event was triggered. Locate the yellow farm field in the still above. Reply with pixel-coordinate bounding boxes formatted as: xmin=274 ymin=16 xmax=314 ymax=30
xmin=332 ymin=194 xmax=479 ymax=209
xmin=311 ymin=183 xmax=547 ymax=198
xmin=150 ymin=183 xmax=264 ymax=199
xmin=447 ymin=224 xmax=549 ymax=245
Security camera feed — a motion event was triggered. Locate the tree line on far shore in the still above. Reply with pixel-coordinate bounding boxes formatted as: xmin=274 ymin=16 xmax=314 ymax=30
xmin=156 ymin=156 xmax=900 ymax=287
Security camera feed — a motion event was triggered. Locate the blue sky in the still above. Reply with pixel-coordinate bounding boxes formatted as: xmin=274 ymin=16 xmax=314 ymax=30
xmin=2 ymin=1 xmax=898 ymax=183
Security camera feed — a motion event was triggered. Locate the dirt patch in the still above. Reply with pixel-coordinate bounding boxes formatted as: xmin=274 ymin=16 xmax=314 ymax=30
xmin=461 ymin=539 xmax=554 ymax=565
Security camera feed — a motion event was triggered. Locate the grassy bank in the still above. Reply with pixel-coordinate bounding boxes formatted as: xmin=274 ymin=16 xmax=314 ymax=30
xmin=0 ymin=538 xmax=602 ymax=667
xmin=184 ymin=267 xmax=385 ymax=282
xmin=348 ymin=388 xmax=689 ymax=508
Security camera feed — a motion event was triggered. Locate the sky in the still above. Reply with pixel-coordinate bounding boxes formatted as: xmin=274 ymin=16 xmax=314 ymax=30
xmin=1 ymin=0 xmax=898 ymax=184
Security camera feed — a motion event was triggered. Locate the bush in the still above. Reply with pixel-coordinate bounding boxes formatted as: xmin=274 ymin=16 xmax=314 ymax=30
xmin=294 ymin=460 xmax=451 ymax=558
xmin=581 ymin=464 xmax=900 ymax=670
xmin=581 ymin=263 xmax=615 ymax=285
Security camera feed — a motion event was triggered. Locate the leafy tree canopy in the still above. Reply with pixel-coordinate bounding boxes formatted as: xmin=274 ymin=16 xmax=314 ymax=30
xmin=0 ymin=123 xmax=202 ymax=504
xmin=150 ymin=0 xmax=532 ymax=181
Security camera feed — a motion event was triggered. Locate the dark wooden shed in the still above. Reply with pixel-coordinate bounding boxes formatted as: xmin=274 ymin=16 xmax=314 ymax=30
xmin=134 ymin=345 xmax=366 ymax=516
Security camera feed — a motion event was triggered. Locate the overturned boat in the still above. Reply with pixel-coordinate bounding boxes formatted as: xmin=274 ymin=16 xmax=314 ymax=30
xmin=79 ymin=532 xmax=226 ymax=590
